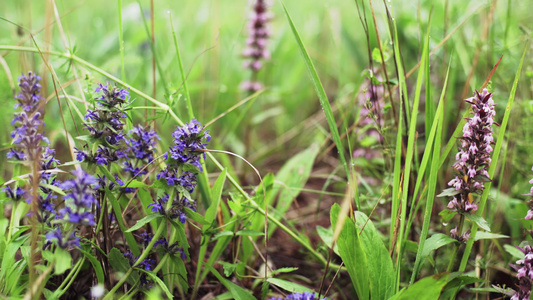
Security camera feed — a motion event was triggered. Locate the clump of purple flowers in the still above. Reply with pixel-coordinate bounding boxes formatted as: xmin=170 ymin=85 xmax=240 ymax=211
xmin=442 ymin=89 xmax=495 ymax=242
xmin=240 ymin=0 xmax=272 ymax=92
xmin=447 ymin=89 xmax=495 ymax=213
xmin=157 ymin=119 xmax=210 ymax=188
xmin=58 ymin=169 xmax=99 ymax=226
xmin=46 ymin=170 xmax=99 ymax=250
xmin=267 ymin=291 xmax=326 ymax=300
xmin=123 ymin=125 xmax=160 ymax=178
xmin=510 ymin=245 xmax=533 ymax=300
xmin=76 ymin=83 xmax=130 ymax=165
xmin=7 ymin=71 xmax=47 ymax=161
xmin=148 ymin=193 xmax=196 ymax=224
xmin=2 ymin=72 xmax=61 ymax=224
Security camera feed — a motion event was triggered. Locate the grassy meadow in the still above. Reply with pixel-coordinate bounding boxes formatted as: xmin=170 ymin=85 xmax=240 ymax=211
xmin=1 ymin=0 xmax=532 ymax=299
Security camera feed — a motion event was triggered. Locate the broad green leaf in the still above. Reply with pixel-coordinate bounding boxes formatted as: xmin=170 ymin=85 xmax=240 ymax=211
xmin=108 ymin=247 xmax=139 ymax=285
xmin=235 ymin=230 xmax=264 ymax=237
xmin=354 ymin=211 xmax=394 ymax=300
xmin=126 ymin=214 xmax=162 ymax=232
xmin=464 ymin=214 xmax=491 ymax=232
xmin=53 ymin=247 xmax=72 ymax=275
xmin=421 ymin=234 xmax=457 ymax=260
xmin=266 ymin=278 xmax=314 ymax=294
xmin=504 ymin=244 xmax=524 ymax=260
xmin=474 ymin=232 xmax=508 ymax=241
xmin=437 ymin=188 xmax=461 ymax=198
xmin=219 ymin=261 xmax=239 ymax=277
xmin=390 ymin=273 xmax=450 ymax=300
xmin=316 ymin=225 xmax=339 ymax=256
xmin=331 ymin=204 xmax=369 ymax=300
xmin=205 ymin=264 xmax=255 ymax=300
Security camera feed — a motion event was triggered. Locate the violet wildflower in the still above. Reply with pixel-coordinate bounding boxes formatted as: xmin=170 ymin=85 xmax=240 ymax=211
xmin=7 ymin=72 xmax=48 ymax=161
xmin=157 ymin=119 xmax=209 ymax=187
xmin=45 ymin=227 xmax=81 ymax=249
xmin=148 ymin=193 xmax=196 ymax=224
xmin=123 ymin=250 xmax=156 ymax=287
xmin=76 ymin=83 xmax=130 ymax=165
xmin=267 ymin=291 xmax=326 ymax=300
xmin=240 ymin=0 xmax=272 ymax=92
xmin=510 ymin=245 xmax=533 ymax=300
xmin=123 ymin=125 xmax=160 ymax=178
xmin=446 ymin=89 xmax=495 ymax=213
xmin=0 ymin=186 xmax=25 ymax=201
xmin=58 ymin=169 xmax=99 ymax=226
xmin=441 ymin=89 xmax=495 ymax=242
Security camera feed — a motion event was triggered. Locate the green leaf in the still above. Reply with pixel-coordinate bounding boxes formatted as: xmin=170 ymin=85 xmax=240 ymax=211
xmin=183 ymin=207 xmax=209 ymax=225
xmin=464 ymin=214 xmax=491 ymax=232
xmin=316 ymin=225 xmax=339 ymax=256
xmin=266 ymin=278 xmax=314 ymax=294
xmin=235 ymin=230 xmax=264 ymax=237
xmin=98 ymin=165 xmax=119 ymax=185
xmin=126 ymin=214 xmax=162 ymax=232
xmin=371 ymin=47 xmax=389 ymax=63
xmin=271 ymin=267 xmax=299 ymax=275
xmin=204 ymin=263 xmax=255 ymax=300
xmin=219 ymin=261 xmax=239 ymax=277
xmin=79 ymin=247 xmax=105 ymax=284
xmin=53 ymin=247 xmax=72 ymax=275
xmin=391 ymin=273 xmax=450 ymax=300
xmin=108 ymin=247 xmax=139 ymax=285
xmin=439 ymin=209 xmax=457 ymax=223
xmin=124 ymin=180 xmax=150 ymax=188
xmin=331 ymin=204 xmax=369 ymax=300
xmin=40 ymin=183 xmax=66 ymax=196
xmin=437 ymin=188 xmax=461 ymax=197
xmin=421 ymin=234 xmax=457 ymax=259
xmin=504 ymin=244 xmax=524 ymax=260
xmin=205 ymin=169 xmax=227 ymax=225
xmin=474 ymin=232 xmax=508 ymax=241
xmin=354 ymin=211 xmax=394 ymax=300
xmin=139 ymin=269 xmax=173 ymax=299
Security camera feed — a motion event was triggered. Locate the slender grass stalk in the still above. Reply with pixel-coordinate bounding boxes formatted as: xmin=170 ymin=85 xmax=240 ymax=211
xmin=410 ymin=57 xmax=451 ymax=284
xmin=118 ymin=0 xmax=125 ymax=80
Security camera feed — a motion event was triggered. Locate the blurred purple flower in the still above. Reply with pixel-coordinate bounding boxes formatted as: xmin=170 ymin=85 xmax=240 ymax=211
xmin=510 ymin=245 xmax=533 ymax=300
xmin=45 ymin=227 xmax=80 ymax=249
xmin=240 ymin=0 xmax=272 ymax=92
xmin=267 ymin=291 xmax=326 ymax=300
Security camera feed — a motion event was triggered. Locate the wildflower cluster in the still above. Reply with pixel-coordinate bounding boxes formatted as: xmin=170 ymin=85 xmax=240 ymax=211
xmin=510 ymin=245 xmax=533 ymax=300
xmin=447 ymin=89 xmax=496 ymax=213
xmin=442 ymin=89 xmax=495 ymax=242
xmin=510 ymin=167 xmax=533 ymax=299
xmin=2 ymin=72 xmax=61 ymax=224
xmin=240 ymin=0 xmax=272 ymax=92
xmin=7 ymin=72 xmax=47 ymax=161
xmin=267 ymin=292 xmax=326 ymax=300
xmin=123 ymin=125 xmax=160 ymax=178
xmin=76 ymin=83 xmax=130 ymax=165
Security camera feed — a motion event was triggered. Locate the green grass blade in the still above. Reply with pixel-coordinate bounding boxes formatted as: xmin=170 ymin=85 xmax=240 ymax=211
xmin=458 ymin=41 xmax=529 ymax=272
xmin=396 ymin=14 xmax=430 ymax=280
xmin=169 ymin=13 xmax=193 ymax=120
xmin=279 ymin=0 xmax=350 ymax=178
xmin=410 ymin=57 xmax=451 ymax=283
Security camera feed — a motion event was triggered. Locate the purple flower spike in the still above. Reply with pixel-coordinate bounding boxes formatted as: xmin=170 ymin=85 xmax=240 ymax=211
xmin=446 ymin=89 xmax=496 ymax=214
xmin=240 ymin=0 xmax=272 ymax=92
xmin=510 ymin=245 xmax=533 ymax=300
xmin=59 ymin=169 xmax=99 ymax=226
